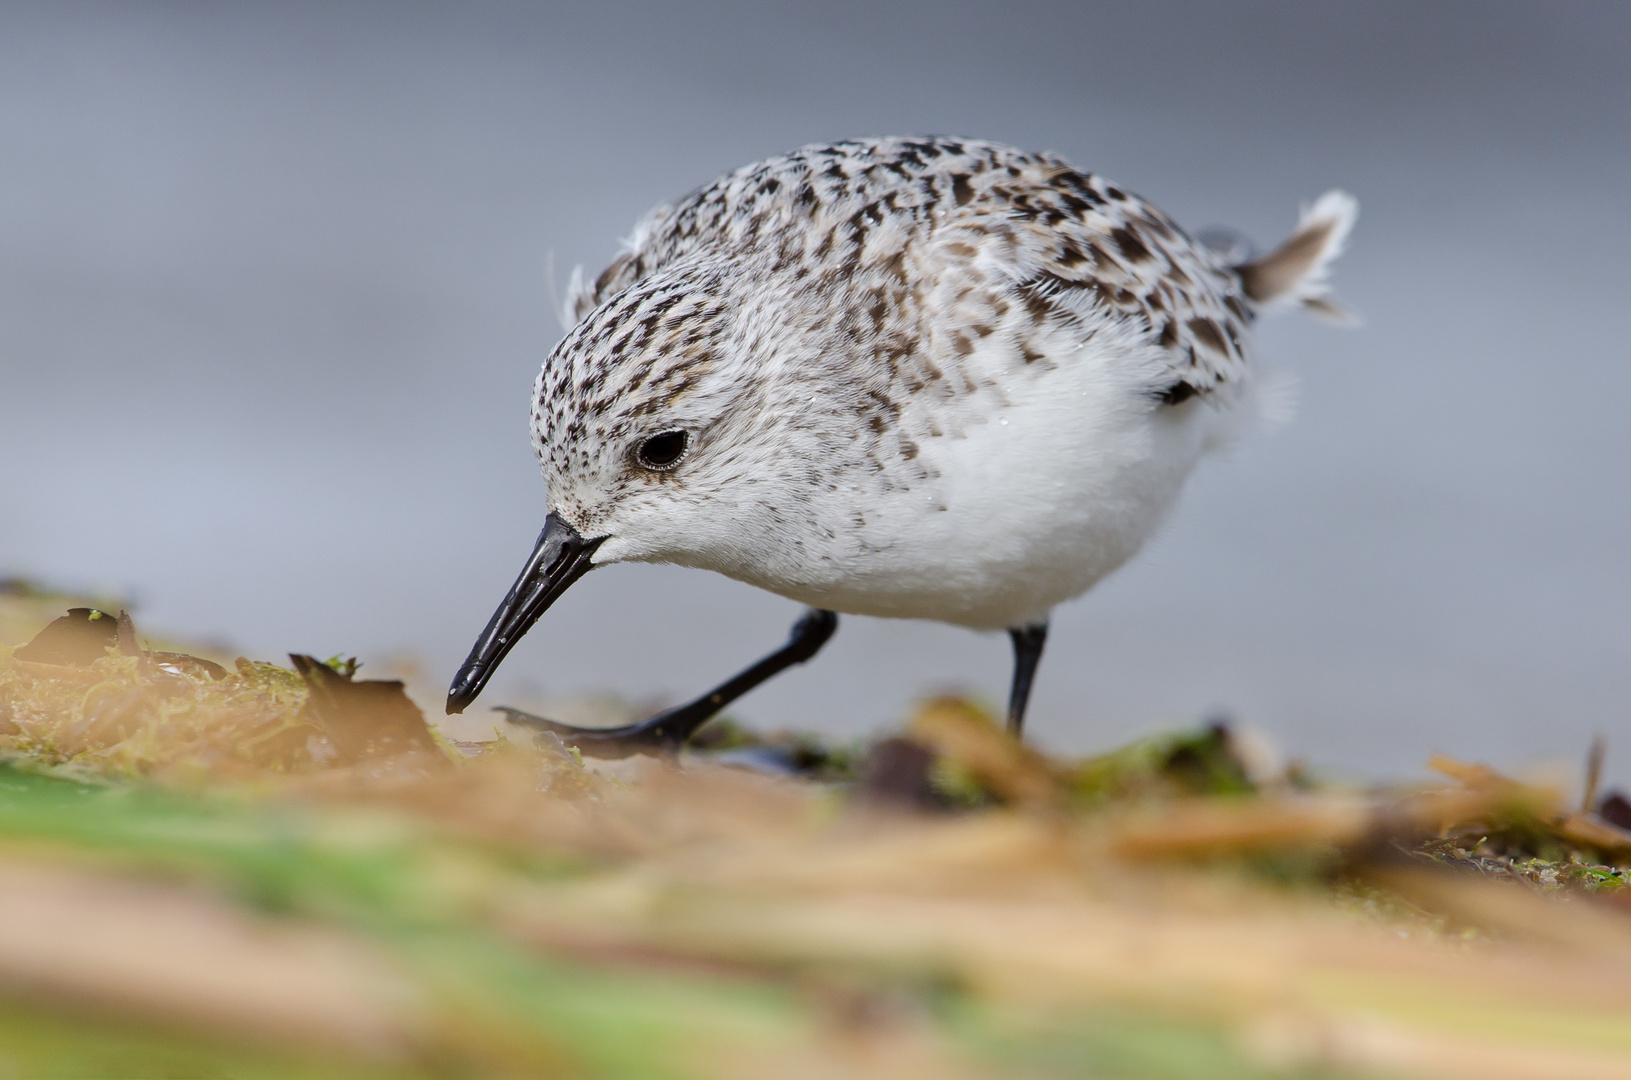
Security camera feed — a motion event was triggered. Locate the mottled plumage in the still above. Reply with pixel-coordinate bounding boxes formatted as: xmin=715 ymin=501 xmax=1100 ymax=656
xmin=536 ymin=137 xmax=1354 ymax=627
xmin=445 ymin=137 xmax=1355 ymax=741
xmin=566 ymin=138 xmax=1251 ymax=403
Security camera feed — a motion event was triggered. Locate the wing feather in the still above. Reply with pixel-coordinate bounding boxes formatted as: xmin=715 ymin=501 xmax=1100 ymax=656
xmin=571 ymin=138 xmax=1266 ymax=401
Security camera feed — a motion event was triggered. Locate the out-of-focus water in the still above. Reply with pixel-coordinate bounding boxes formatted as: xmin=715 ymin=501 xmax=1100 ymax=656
xmin=2 ymin=2 xmax=1627 ymax=785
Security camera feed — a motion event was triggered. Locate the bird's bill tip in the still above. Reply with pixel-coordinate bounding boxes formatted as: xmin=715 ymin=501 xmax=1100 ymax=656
xmin=443 ymin=513 xmax=603 ymax=715
xmin=445 ymin=669 xmax=480 ymax=715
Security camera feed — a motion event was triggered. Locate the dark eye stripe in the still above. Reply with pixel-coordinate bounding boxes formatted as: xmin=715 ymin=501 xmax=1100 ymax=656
xmin=635 ymin=430 xmax=688 ymax=470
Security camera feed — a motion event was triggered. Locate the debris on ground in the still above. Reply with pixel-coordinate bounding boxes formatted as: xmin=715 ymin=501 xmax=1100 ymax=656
xmin=0 ymin=593 xmax=1628 ymax=1079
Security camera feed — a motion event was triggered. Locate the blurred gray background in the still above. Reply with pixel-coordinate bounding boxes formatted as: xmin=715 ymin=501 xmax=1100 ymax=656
xmin=2 ymin=1 xmax=1627 ymax=784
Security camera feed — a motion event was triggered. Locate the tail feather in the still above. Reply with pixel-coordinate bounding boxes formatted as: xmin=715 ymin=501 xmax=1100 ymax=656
xmin=1237 ymin=190 xmax=1358 ymax=320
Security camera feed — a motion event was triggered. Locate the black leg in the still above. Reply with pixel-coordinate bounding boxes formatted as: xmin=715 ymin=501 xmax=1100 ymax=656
xmin=497 ymin=608 xmax=838 ymax=759
xmin=1006 ymin=621 xmax=1049 ymax=737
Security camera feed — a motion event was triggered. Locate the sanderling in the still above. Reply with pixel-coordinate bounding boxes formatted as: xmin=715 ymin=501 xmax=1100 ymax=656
xmin=446 ymin=137 xmax=1355 ymax=755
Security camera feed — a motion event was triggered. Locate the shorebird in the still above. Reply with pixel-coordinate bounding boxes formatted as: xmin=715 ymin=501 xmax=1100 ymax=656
xmin=446 ymin=137 xmax=1355 ymax=756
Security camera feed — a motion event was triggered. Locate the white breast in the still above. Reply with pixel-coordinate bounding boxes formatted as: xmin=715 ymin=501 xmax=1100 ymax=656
xmin=754 ymin=317 xmax=1236 ymax=629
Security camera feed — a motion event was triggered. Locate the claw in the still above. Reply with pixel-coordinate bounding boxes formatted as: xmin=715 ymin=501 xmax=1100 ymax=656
xmin=496 ymin=703 xmax=697 ymax=759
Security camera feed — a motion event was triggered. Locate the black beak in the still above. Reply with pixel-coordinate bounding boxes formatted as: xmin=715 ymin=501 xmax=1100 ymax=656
xmin=446 ymin=513 xmax=605 ymax=715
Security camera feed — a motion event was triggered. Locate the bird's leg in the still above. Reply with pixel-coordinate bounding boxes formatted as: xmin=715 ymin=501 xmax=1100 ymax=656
xmin=1006 ymin=621 xmax=1049 ymax=736
xmin=497 ymin=608 xmax=838 ymax=759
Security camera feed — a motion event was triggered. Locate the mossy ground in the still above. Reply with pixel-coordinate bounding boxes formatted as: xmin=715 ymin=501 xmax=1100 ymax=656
xmin=0 ymin=584 xmax=1627 ymax=1079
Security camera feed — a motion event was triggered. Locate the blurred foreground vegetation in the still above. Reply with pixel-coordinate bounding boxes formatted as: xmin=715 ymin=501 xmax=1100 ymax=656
xmin=0 ymin=581 xmax=1629 ymax=1079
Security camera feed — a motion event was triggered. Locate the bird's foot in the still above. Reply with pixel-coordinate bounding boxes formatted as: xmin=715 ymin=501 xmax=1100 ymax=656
xmin=494 ymin=608 xmax=838 ymax=759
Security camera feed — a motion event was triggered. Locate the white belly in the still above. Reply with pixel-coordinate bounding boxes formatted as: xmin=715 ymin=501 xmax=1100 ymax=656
xmin=764 ymin=339 xmax=1232 ymax=629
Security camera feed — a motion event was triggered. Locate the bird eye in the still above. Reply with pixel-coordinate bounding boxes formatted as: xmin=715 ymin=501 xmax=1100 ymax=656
xmin=634 ymin=430 xmax=689 ymax=471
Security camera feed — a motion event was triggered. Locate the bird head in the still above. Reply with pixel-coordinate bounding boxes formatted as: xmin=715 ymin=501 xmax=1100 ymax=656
xmin=446 ymin=259 xmax=843 ymax=713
